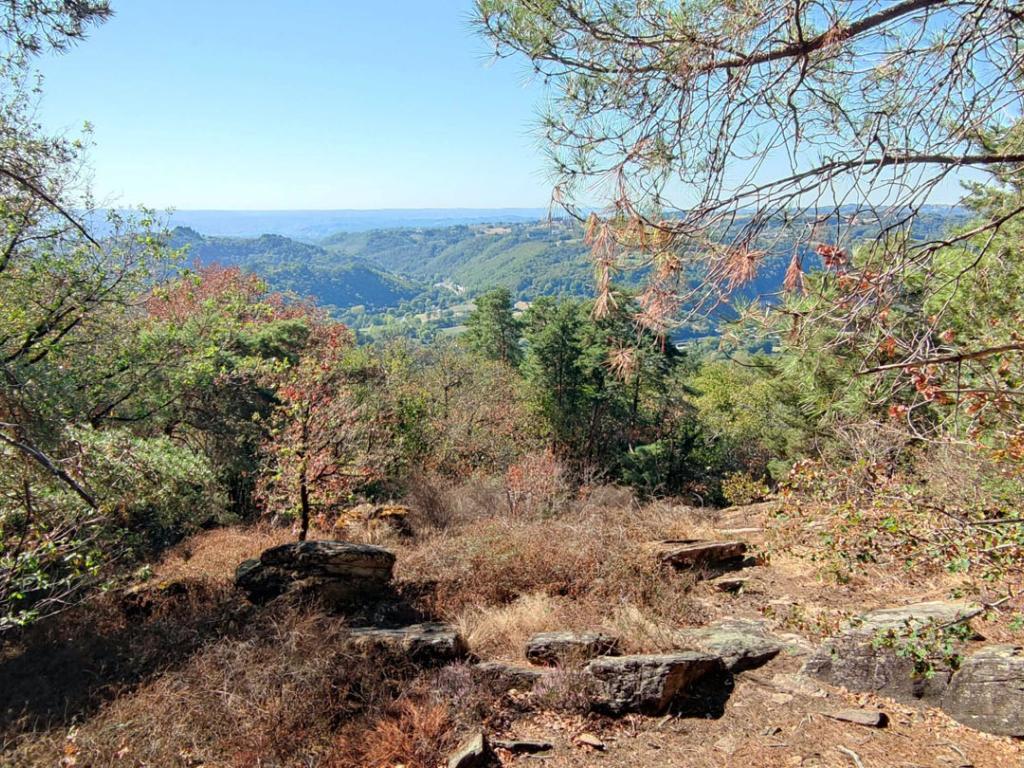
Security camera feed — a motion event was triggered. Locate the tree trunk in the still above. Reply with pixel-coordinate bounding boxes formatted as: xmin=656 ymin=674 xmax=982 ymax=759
xmin=298 ymin=478 xmax=310 ymax=541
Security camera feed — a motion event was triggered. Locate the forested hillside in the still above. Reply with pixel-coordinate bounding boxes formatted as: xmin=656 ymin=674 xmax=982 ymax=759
xmin=170 ymin=227 xmax=423 ymax=310
xmin=321 ymin=220 xmax=600 ymax=296
xmin=173 ymin=208 xmax=971 ymax=341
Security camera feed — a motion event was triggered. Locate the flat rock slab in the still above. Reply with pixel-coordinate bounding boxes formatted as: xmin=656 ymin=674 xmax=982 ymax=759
xmin=474 ymin=661 xmax=549 ymax=691
xmin=651 ymin=539 xmax=748 ymax=570
xmin=804 ymin=601 xmax=980 ymax=705
xmin=526 ymin=631 xmax=621 ymax=666
xmin=492 ymin=739 xmax=552 ymax=754
xmin=236 ymin=540 xmax=395 ymax=605
xmin=447 ymin=732 xmax=491 ymax=768
xmin=673 ymin=618 xmax=782 ymax=672
xmin=346 ymin=622 xmax=468 ymax=664
xmin=585 ymin=652 xmax=722 ymax=715
xmin=941 ymin=644 xmax=1024 ymax=736
xmin=335 ymin=503 xmax=413 ymax=538
xmin=260 ymin=540 xmax=396 ymax=577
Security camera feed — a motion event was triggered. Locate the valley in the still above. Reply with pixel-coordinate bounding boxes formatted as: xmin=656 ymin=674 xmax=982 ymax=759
xmin=173 ymin=206 xmax=970 ymax=342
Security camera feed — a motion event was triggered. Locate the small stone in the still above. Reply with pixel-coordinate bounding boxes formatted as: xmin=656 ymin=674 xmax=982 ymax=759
xmin=575 ymin=733 xmax=605 ymax=750
xmin=714 ymin=735 xmax=738 ymax=754
xmin=526 ymin=631 xmax=621 ymax=666
xmin=711 ymin=577 xmax=750 ymax=593
xmin=770 ymin=673 xmax=828 ymax=698
xmin=823 ymin=709 xmax=889 ymax=728
xmin=585 ymin=652 xmax=722 ymax=715
xmin=492 ymin=739 xmax=553 ymax=754
xmin=941 ymin=644 xmax=1024 ymax=736
xmin=447 ymin=731 xmax=491 ymax=768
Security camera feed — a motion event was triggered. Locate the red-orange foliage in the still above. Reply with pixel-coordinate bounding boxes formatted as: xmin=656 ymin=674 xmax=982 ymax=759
xmin=256 ymin=321 xmax=367 ymax=539
xmin=146 ymin=264 xmax=323 ymax=326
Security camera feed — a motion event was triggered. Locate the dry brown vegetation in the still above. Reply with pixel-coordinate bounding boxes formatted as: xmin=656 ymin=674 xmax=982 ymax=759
xmin=397 ymin=484 xmax=713 ymax=645
xmin=1 ymin=478 xmax=1022 ymax=767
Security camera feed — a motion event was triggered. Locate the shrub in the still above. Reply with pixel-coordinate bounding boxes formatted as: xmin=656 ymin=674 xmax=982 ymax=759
xmin=332 ymin=698 xmax=457 ymax=768
xmin=721 ymin=471 xmax=771 ymax=506
xmin=503 ymin=449 xmax=569 ymax=518
xmin=771 ymin=444 xmax=1024 ymax=596
xmin=5 ymin=604 xmax=429 ymax=767
xmin=1 ymin=428 xmax=226 ymax=631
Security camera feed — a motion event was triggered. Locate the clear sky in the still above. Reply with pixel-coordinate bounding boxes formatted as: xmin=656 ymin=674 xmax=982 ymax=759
xmin=35 ymin=0 xmax=550 ymax=210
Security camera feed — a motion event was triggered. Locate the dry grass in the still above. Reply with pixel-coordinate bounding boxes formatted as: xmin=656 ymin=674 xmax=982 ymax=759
xmin=153 ymin=524 xmax=294 ymax=582
xmin=396 ymin=490 xmax=714 ymax=661
xmin=5 ymin=605 xmax=432 ymax=768
xmin=331 ymin=698 xmax=459 ymax=768
xmin=0 ymin=577 xmax=244 ymax=742
xmin=399 ymin=491 xmax=709 ymax=610
xmin=454 ymin=593 xmax=685 ymax=660
xmin=454 ymin=592 xmax=569 ymax=659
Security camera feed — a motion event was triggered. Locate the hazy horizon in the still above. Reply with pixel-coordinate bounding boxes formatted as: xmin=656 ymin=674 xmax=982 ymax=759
xmin=158 ymin=206 xmax=560 ymax=239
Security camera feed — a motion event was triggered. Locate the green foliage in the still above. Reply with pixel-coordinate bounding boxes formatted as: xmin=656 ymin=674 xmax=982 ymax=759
xmin=462 ymin=287 xmax=522 ymax=366
xmin=686 ymin=358 xmax=809 ymax=477
xmin=720 ymin=472 xmax=771 ymax=506
xmin=334 ymin=339 xmax=536 ymax=486
xmin=0 ymin=427 xmax=223 ymax=631
xmin=320 ymin=220 xmax=602 ymax=298
xmin=872 ymin=618 xmax=975 ymax=680
xmin=521 ymin=297 xmax=587 ymax=450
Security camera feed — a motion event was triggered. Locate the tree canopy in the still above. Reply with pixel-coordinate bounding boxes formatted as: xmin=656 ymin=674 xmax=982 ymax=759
xmin=475 ymin=1 xmax=1024 ymax=358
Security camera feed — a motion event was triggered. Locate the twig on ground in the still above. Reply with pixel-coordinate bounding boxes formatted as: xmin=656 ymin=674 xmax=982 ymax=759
xmin=838 ymin=746 xmax=865 ymax=768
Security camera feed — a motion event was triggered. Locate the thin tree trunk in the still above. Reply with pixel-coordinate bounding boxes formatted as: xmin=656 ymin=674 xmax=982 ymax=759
xmin=298 ymin=473 xmax=310 ymax=541
xmin=298 ymin=406 xmax=310 ymax=541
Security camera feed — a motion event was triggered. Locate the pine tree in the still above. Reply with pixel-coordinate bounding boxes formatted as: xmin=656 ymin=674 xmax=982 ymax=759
xmin=462 ymin=287 xmax=522 ymax=366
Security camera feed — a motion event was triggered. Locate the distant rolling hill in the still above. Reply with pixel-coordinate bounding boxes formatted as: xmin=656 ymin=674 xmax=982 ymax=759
xmin=167 ymin=206 xmax=972 ymax=338
xmin=170 ymin=227 xmax=423 ymax=311
xmin=320 ymin=220 xmax=605 ymax=298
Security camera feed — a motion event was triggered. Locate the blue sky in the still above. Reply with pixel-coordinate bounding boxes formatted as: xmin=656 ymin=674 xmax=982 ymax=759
xmin=35 ymin=1 xmax=974 ymax=213
xmin=35 ymin=1 xmax=550 ymax=210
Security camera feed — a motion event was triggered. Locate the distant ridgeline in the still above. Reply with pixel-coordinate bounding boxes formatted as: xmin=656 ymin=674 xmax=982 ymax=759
xmin=169 ymin=205 xmax=969 ymax=341
xmin=169 ymin=227 xmax=422 ymax=312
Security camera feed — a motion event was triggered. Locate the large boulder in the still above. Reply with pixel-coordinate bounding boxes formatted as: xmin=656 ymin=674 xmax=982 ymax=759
xmin=235 ymin=540 xmax=395 ymax=605
xmin=673 ymin=618 xmax=783 ymax=672
xmin=345 ymin=622 xmax=468 ymax=665
xmin=525 ymin=631 xmax=621 ymax=666
xmin=804 ymin=601 xmax=980 ymax=704
xmin=585 ymin=652 xmax=722 ymax=715
xmin=941 ymin=645 xmax=1024 ymax=736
